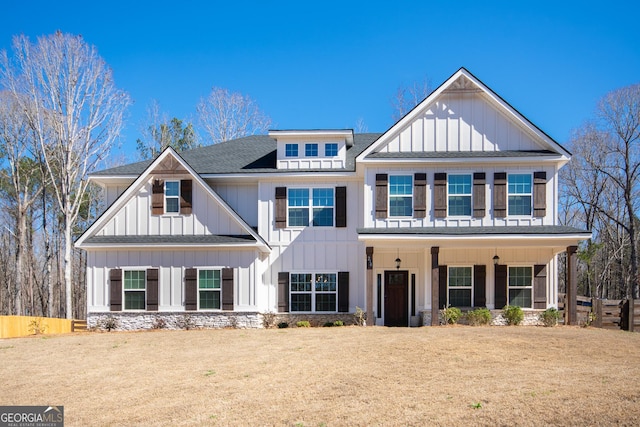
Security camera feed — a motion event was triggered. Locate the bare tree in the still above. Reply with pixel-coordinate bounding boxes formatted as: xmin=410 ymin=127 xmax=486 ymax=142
xmin=0 ymin=32 xmax=130 ymax=318
xmin=391 ymin=77 xmax=431 ymax=121
xmin=197 ymin=87 xmax=272 ymax=144
xmin=136 ymin=100 xmax=199 ymax=159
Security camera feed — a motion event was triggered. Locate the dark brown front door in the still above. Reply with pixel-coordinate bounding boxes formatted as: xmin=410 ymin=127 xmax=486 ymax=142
xmin=384 ymin=270 xmax=409 ymax=327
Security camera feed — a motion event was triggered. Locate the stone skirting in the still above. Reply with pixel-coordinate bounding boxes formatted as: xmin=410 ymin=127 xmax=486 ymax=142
xmin=263 ymin=313 xmax=358 ymax=328
xmin=88 ymin=312 xmax=263 ymax=331
xmin=420 ymin=309 xmax=546 ymax=326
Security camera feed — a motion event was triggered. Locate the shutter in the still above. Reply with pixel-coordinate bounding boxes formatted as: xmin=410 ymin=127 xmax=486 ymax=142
xmin=493 ymin=173 xmax=507 ymax=218
xmin=438 ymin=265 xmax=448 ymax=309
xmin=533 ymin=172 xmax=547 ymax=217
xmin=414 ymin=173 xmax=427 ymax=218
xmin=534 ymin=264 xmax=547 ymax=309
xmin=473 ymin=265 xmax=486 ymax=307
xmin=434 ymin=173 xmax=447 ymax=219
xmin=184 ymin=268 xmax=197 ymax=311
xmin=495 ymin=264 xmax=507 ymax=309
xmin=180 ymin=179 xmax=192 ymax=214
xmin=473 ymin=172 xmax=486 ymax=218
xmin=375 ymin=174 xmax=388 ymax=219
xmin=222 ymin=268 xmax=234 ymax=311
xmin=109 ymin=269 xmax=122 ymax=312
xmin=278 ymin=272 xmax=289 ymax=313
xmin=151 ymin=179 xmax=164 ymax=215
xmin=146 ymin=268 xmax=159 ymax=311
xmin=338 ymin=272 xmax=349 ymax=312
xmin=275 ymin=187 xmax=287 ymax=229
xmin=335 ymin=186 xmax=347 ymax=227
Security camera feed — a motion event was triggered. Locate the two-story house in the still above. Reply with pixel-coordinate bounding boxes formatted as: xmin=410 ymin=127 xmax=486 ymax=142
xmin=76 ymin=68 xmax=591 ymax=329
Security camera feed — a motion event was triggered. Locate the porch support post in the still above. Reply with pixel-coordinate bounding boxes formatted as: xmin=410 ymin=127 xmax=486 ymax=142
xmin=566 ymin=245 xmax=578 ymax=325
xmin=431 ymin=246 xmax=440 ymax=326
xmin=366 ymin=247 xmax=374 ymax=326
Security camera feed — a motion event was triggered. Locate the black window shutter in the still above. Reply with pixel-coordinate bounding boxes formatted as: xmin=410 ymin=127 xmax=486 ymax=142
xmin=534 ymin=264 xmax=547 ymax=309
xmin=414 ymin=173 xmax=427 ymax=218
xmin=533 ymin=172 xmax=547 ymax=217
xmin=473 ymin=173 xmax=486 ymax=218
xmin=434 ymin=173 xmax=447 ymax=218
xmin=151 ymin=179 xmax=164 ymax=215
xmin=473 ymin=265 xmax=486 ymax=307
xmin=184 ymin=268 xmax=197 ymax=311
xmin=335 ymin=186 xmax=347 ymax=227
xmin=146 ymin=268 xmax=159 ymax=311
xmin=278 ymin=272 xmax=289 ymax=313
xmin=495 ymin=264 xmax=507 ymax=309
xmin=338 ymin=272 xmax=349 ymax=312
xmin=375 ymin=174 xmax=388 ymax=219
xmin=109 ymin=268 xmax=122 ymax=312
xmin=222 ymin=268 xmax=234 ymax=311
xmin=275 ymin=187 xmax=287 ymax=229
xmin=180 ymin=179 xmax=192 ymax=214
xmin=494 ymin=173 xmax=507 ymax=218
xmin=438 ymin=265 xmax=448 ymax=309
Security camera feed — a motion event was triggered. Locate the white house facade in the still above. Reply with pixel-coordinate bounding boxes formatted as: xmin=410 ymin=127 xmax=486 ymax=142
xmin=76 ymin=68 xmax=590 ymax=329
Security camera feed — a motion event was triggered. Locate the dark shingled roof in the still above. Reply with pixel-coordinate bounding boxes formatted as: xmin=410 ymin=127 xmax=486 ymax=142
xmin=365 ymin=150 xmax=559 ymax=159
xmin=357 ymin=225 xmax=590 ymax=235
xmin=82 ymin=235 xmax=257 ymax=245
xmin=93 ymin=133 xmax=383 ymax=176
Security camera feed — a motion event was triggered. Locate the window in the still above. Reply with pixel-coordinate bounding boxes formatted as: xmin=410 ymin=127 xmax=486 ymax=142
xmin=448 ymin=267 xmax=472 ymax=306
xmin=198 ymin=269 xmax=221 ymax=310
xmin=305 ymin=143 xmax=318 ymax=157
xmin=389 ymin=175 xmax=413 ymax=217
xmin=287 ymin=188 xmax=334 ymax=227
xmin=290 ymin=272 xmax=337 ymax=312
xmin=508 ymin=174 xmax=532 ymax=215
xmin=124 ymin=270 xmax=146 ymax=310
xmin=325 ymin=143 xmax=338 ymax=157
xmin=285 ymin=143 xmax=298 ymax=157
xmin=508 ymin=266 xmax=532 ymax=308
xmin=448 ymin=175 xmax=472 ymax=216
xmin=165 ymin=181 xmax=180 ymax=213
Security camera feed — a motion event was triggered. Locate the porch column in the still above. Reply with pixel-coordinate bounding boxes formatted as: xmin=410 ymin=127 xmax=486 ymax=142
xmin=566 ymin=245 xmax=578 ymax=325
xmin=431 ymin=246 xmax=440 ymax=326
xmin=366 ymin=247 xmax=374 ymax=326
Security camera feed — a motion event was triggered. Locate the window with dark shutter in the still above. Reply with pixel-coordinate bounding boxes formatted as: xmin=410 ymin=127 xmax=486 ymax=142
xmin=473 ymin=265 xmax=486 ymax=307
xmin=438 ymin=265 xmax=447 ymax=309
xmin=146 ymin=268 xmax=159 ymax=311
xmin=533 ymin=264 xmax=547 ymax=309
xmin=110 ymin=269 xmax=122 ymax=311
xmin=151 ymin=179 xmax=164 ymax=215
xmin=335 ymin=186 xmax=347 ymax=227
xmin=338 ymin=272 xmax=349 ymax=312
xmin=275 ymin=187 xmax=287 ymax=229
xmin=180 ymin=180 xmax=192 ymax=215
xmin=533 ymin=172 xmax=546 ymax=217
xmin=184 ymin=268 xmax=198 ymax=311
xmin=414 ymin=173 xmax=427 ymax=218
xmin=493 ymin=173 xmax=507 ymax=218
xmin=473 ymin=173 xmax=486 ymax=218
xmin=434 ymin=173 xmax=447 ymax=218
xmin=278 ymin=272 xmax=289 ymax=312
xmin=495 ymin=264 xmax=507 ymax=309
xmin=222 ymin=268 xmax=234 ymax=311
xmin=375 ymin=174 xmax=388 ymax=219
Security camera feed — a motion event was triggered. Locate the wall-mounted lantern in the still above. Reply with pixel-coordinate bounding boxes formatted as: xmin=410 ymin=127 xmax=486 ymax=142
xmin=493 ymin=254 xmax=500 ymax=266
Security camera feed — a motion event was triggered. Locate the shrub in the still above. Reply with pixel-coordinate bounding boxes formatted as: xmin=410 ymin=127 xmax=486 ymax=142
xmin=176 ymin=314 xmax=195 ymax=330
xmin=354 ymin=306 xmax=366 ymax=326
xmin=296 ymin=321 xmax=311 ymax=328
xmin=466 ymin=308 xmax=492 ymax=326
xmin=441 ymin=306 xmax=462 ymax=325
xmin=277 ymin=322 xmax=289 ymax=329
xmin=100 ymin=316 xmax=119 ymax=332
xmin=28 ymin=318 xmax=48 ymax=335
xmin=261 ymin=312 xmax=277 ymax=329
xmin=151 ymin=316 xmax=167 ymax=330
xmin=539 ymin=308 xmax=560 ymax=327
xmin=503 ymin=305 xmax=524 ymax=325
xmin=333 ymin=320 xmax=344 ymax=327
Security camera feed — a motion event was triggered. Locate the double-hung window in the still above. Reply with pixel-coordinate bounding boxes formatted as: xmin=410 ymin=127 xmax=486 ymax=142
xmin=305 ymin=143 xmax=318 ymax=157
xmin=165 ymin=181 xmax=180 ymax=213
xmin=290 ymin=272 xmax=337 ymax=312
xmin=508 ymin=266 xmax=533 ymax=308
xmin=448 ymin=175 xmax=472 ymax=216
xmin=287 ymin=188 xmax=334 ymax=227
xmin=448 ymin=266 xmax=472 ymax=307
xmin=124 ymin=270 xmax=146 ymax=310
xmin=508 ymin=174 xmax=532 ymax=215
xmin=325 ymin=143 xmax=338 ymax=157
xmin=285 ymin=143 xmax=298 ymax=157
xmin=198 ymin=269 xmax=221 ymax=310
xmin=389 ymin=175 xmax=413 ymax=217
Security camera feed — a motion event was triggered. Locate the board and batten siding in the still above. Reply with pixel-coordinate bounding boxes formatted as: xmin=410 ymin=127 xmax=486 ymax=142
xmin=207 ymin=180 xmax=259 ymax=228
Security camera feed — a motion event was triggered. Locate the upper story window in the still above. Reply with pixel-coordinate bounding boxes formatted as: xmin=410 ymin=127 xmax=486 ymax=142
xmin=290 ymin=272 xmax=337 ymax=312
xmin=285 ymin=144 xmax=298 ymax=157
xmin=164 ymin=181 xmax=180 ymax=213
xmin=199 ymin=269 xmax=221 ymax=310
xmin=508 ymin=266 xmax=532 ymax=308
xmin=287 ymin=188 xmax=334 ymax=227
xmin=448 ymin=266 xmax=473 ymax=307
xmin=389 ymin=175 xmax=413 ymax=217
xmin=325 ymin=143 xmax=338 ymax=157
xmin=305 ymin=143 xmax=318 ymax=157
xmin=508 ymin=174 xmax=532 ymax=215
xmin=448 ymin=174 xmax=472 ymax=216
xmin=124 ymin=270 xmax=146 ymax=310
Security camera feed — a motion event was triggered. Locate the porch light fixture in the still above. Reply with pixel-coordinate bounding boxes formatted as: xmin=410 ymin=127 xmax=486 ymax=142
xmin=395 ymin=257 xmax=402 ymax=270
xmin=493 ymin=254 xmax=500 ymax=265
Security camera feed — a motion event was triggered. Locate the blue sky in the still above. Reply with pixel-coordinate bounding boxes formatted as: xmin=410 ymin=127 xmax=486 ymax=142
xmin=2 ymin=1 xmax=639 ymax=159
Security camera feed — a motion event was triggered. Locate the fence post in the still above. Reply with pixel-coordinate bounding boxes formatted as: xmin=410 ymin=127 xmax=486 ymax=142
xmin=594 ymin=299 xmax=603 ymax=328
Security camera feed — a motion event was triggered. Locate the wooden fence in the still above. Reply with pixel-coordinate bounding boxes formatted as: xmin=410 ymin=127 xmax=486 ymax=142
xmin=558 ymin=294 xmax=639 ymax=332
xmin=0 ymin=316 xmax=87 ymax=338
